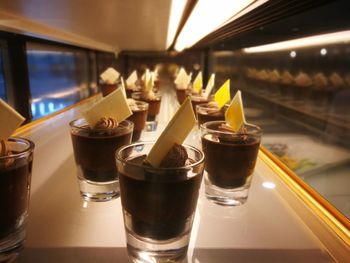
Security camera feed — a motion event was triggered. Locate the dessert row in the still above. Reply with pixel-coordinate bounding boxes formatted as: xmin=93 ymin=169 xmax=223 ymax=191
xmin=0 ymin=66 xmax=262 ymax=262
xmin=245 ymin=68 xmax=350 ymax=90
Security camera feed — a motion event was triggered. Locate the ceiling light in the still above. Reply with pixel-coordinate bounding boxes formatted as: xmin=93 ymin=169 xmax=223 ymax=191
xmin=166 ymin=0 xmax=188 ymax=49
xmin=175 ymin=0 xmax=266 ymax=51
xmin=244 ymin=30 xmax=350 ymax=53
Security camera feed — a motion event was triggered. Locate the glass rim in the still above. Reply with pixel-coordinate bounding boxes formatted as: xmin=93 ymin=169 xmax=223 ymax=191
xmin=131 ymin=100 xmax=149 ymax=110
xmin=190 ymin=94 xmax=209 ymax=101
xmin=69 ymin=118 xmax=134 ymax=131
xmin=0 ymin=137 xmax=35 ymax=160
xmin=99 ymin=79 xmax=121 ymax=85
xmin=200 ymin=121 xmax=263 ymax=136
xmin=131 ymin=91 xmax=162 ymax=100
xmin=196 ymin=102 xmax=228 ymax=111
xmin=116 ymin=141 xmax=205 ymax=171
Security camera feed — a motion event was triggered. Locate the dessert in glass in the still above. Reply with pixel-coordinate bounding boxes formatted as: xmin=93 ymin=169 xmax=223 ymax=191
xmin=99 ymin=67 xmax=121 ymax=97
xmin=117 ymin=142 xmax=204 ymax=263
xmin=0 ymin=137 xmax=34 ymax=262
xmin=100 ymin=80 xmax=120 ymax=97
xmin=126 ymin=99 xmax=148 ymax=142
xmin=175 ymin=83 xmax=190 ymax=105
xmin=126 ymin=82 xmax=141 ymax=98
xmin=196 ymin=101 xmax=227 ymax=126
xmin=70 ymin=118 xmax=133 ymax=201
xmin=190 ymin=92 xmax=211 ymax=114
xmin=201 ymin=121 xmax=262 ymax=206
xmin=132 ymin=91 xmax=161 ymax=122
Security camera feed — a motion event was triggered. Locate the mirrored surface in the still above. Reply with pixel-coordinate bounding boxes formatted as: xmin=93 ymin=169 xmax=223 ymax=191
xmin=211 ymin=36 xmax=350 ymax=220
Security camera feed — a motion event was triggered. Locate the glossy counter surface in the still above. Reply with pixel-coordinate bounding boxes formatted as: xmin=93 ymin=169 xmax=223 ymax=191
xmin=14 ymin=84 xmax=339 ymax=262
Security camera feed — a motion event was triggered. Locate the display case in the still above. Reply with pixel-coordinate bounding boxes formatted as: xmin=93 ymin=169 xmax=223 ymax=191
xmin=204 ymin=0 xmax=350 ymax=253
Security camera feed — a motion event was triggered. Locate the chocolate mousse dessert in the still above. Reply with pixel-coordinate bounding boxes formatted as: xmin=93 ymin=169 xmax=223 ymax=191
xmin=132 ymin=91 xmax=161 ymax=122
xmin=0 ymin=139 xmax=33 ymax=240
xmin=119 ymin=144 xmax=203 ymax=240
xmin=126 ymin=99 xmax=148 ymax=142
xmin=197 ymin=101 xmax=226 ymax=126
xmin=99 ymin=68 xmax=121 ymax=97
xmin=190 ymin=93 xmax=210 ymax=113
xmin=201 ymin=122 xmax=260 ymax=188
xmin=175 ymin=84 xmax=190 ymax=105
xmin=70 ymin=118 xmax=133 ymax=182
xmin=100 ymin=81 xmax=119 ymax=97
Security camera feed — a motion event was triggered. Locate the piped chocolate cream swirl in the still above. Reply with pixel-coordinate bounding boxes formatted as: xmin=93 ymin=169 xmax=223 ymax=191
xmin=91 ymin=117 xmax=119 ymax=135
xmin=93 ymin=117 xmax=118 ymax=129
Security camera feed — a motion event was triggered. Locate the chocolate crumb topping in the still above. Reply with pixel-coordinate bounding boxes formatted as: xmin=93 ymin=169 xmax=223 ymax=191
xmin=160 ymin=144 xmax=188 ymax=168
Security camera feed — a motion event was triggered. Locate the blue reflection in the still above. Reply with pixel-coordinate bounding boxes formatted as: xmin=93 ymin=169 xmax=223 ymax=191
xmin=0 ymin=50 xmax=6 ymax=101
xmin=31 ymin=100 xmax=67 ymax=118
xmin=27 ymin=49 xmax=89 ymax=119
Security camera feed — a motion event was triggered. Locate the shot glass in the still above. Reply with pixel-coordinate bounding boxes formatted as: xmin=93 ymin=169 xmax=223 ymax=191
xmin=131 ymin=92 xmax=161 ymax=122
xmin=70 ymin=118 xmax=133 ymax=202
xmin=126 ymin=101 xmax=149 ymax=142
xmin=116 ymin=142 xmax=205 ymax=262
xmin=190 ymin=94 xmax=210 ymax=114
xmin=0 ymin=137 xmax=34 ymax=262
xmin=200 ymin=121 xmax=262 ymax=206
xmin=196 ymin=103 xmax=226 ymax=127
xmin=100 ymin=80 xmax=123 ymax=97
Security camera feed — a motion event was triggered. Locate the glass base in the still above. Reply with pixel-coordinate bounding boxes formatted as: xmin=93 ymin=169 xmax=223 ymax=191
xmin=78 ymin=177 xmax=119 ymax=202
xmin=0 ymin=226 xmax=25 ymax=262
xmin=205 ymin=175 xmax=250 ymax=206
xmin=145 ymin=120 xmax=158 ymax=132
xmin=126 ymin=230 xmax=189 ymax=263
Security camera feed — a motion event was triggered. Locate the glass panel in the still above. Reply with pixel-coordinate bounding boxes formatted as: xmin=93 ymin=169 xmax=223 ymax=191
xmin=211 ymin=34 xmax=350 ymax=219
xmin=27 ymin=43 xmax=90 ymax=119
xmin=0 ymin=47 xmax=6 ymax=101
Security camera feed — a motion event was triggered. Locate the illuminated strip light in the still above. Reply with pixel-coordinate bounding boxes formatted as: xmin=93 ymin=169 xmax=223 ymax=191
xmin=174 ymin=0 xmax=261 ymax=52
xmin=244 ymin=30 xmax=350 ymax=53
xmin=166 ymin=0 xmax=188 ymax=49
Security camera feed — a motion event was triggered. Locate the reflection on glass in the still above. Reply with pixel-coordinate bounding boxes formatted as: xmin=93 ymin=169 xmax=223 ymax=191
xmin=0 ymin=48 xmax=6 ymax=101
xmin=27 ymin=44 xmax=89 ymax=119
xmin=212 ymin=38 xmax=350 ymax=219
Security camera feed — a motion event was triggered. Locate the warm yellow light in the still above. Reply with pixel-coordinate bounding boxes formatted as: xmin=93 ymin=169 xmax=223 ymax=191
xmin=174 ymin=0 xmax=262 ymax=51
xmin=244 ymin=30 xmax=350 ymax=53
xmin=166 ymin=0 xmax=187 ymax=49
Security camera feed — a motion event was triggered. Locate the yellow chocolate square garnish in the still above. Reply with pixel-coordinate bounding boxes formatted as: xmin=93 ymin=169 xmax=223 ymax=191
xmin=193 ymin=71 xmax=203 ymax=93
xmin=214 ymin=79 xmax=231 ymax=108
xmin=225 ymin=90 xmax=246 ymax=131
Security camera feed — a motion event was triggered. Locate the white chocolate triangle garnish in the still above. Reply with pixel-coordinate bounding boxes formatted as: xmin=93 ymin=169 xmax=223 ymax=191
xmin=174 ymin=67 xmax=188 ymax=85
xmin=120 ymin=77 xmax=127 ymax=98
xmin=204 ymin=73 xmax=215 ymax=99
xmin=142 ymin=69 xmax=150 ymax=84
xmin=126 ymin=70 xmax=138 ymax=86
xmin=83 ymin=88 xmax=132 ymax=126
xmin=0 ymin=99 xmax=25 ymax=140
xmin=100 ymin=67 xmax=120 ymax=84
xmin=145 ymin=72 xmax=154 ymax=93
xmin=146 ymin=97 xmax=196 ymax=167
